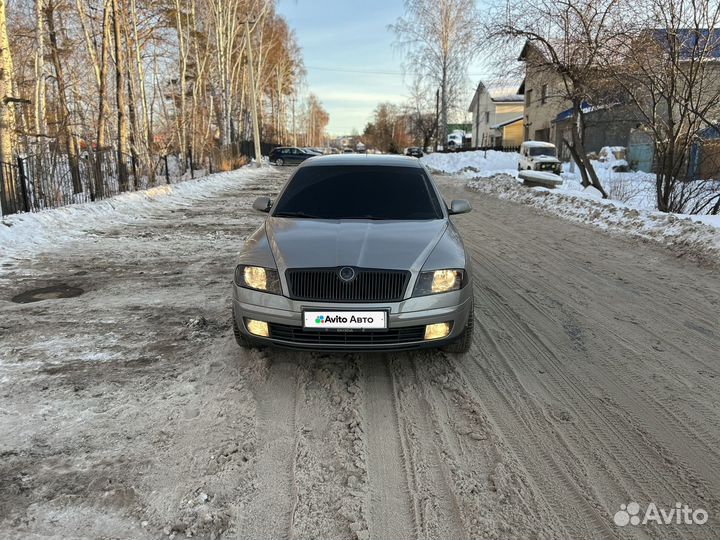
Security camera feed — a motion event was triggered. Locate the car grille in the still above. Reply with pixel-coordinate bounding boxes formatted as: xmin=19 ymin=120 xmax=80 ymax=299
xmin=268 ymin=323 xmax=425 ymax=347
xmin=286 ymin=268 xmax=410 ymax=302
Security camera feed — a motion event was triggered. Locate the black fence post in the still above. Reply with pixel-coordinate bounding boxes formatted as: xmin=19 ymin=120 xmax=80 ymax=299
xmin=188 ymin=147 xmax=194 ymax=179
xmin=131 ymin=153 xmax=139 ymax=190
xmin=0 ymin=163 xmax=9 ymax=215
xmin=16 ymin=157 xmax=31 ymax=213
xmin=94 ymin=149 xmax=105 ymax=200
xmin=118 ymin=150 xmax=129 ymax=192
xmin=164 ymin=155 xmax=170 ymax=184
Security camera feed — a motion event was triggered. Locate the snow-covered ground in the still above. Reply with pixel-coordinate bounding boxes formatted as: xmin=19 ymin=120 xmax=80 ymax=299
xmin=2 ymin=165 xmax=720 ymax=539
xmin=422 ymin=150 xmax=720 ymax=264
xmin=0 ymin=165 xmax=270 ymax=264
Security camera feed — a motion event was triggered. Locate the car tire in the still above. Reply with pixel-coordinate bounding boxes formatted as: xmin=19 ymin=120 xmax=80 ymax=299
xmin=275 ymin=158 xmax=284 ymax=166
xmin=232 ymin=310 xmax=261 ymax=349
xmin=442 ymin=300 xmax=474 ymax=354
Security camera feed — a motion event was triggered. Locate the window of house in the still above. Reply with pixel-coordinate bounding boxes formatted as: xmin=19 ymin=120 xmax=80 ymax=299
xmin=484 ymin=111 xmax=490 ymax=124
xmin=541 ymin=84 xmax=548 ymax=105
xmin=525 ymin=88 xmax=533 ymax=107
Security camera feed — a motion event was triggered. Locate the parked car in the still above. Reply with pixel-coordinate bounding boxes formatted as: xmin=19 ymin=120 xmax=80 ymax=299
xmin=231 ymin=154 xmax=475 ymax=353
xmin=342 ymin=148 xmax=354 ymax=153
xmin=519 ymin=141 xmax=562 ymax=174
xmin=303 ymin=147 xmax=324 ymax=155
xmin=405 ymin=147 xmax=424 ymax=158
xmin=270 ymin=147 xmax=317 ymax=166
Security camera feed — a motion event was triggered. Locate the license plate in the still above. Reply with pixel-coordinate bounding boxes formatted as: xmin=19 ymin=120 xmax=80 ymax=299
xmin=303 ymin=310 xmax=387 ymax=330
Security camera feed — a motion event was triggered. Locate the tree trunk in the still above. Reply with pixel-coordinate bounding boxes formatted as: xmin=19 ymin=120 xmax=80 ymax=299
xmin=94 ymin=0 xmax=111 ymax=199
xmin=129 ymin=0 xmax=152 ymax=183
xmin=0 ymin=0 xmax=14 ymax=164
xmin=565 ymin=98 xmax=607 ymax=198
xmin=45 ymin=0 xmax=82 ymax=194
xmin=112 ymin=0 xmax=129 ymax=191
xmin=34 ymin=0 xmax=47 ymax=144
xmin=75 ymin=0 xmax=101 ymax=90
xmin=0 ymin=0 xmax=15 ymax=215
xmin=440 ymin=62 xmax=448 ymax=148
xmin=174 ymin=0 xmax=188 ymax=172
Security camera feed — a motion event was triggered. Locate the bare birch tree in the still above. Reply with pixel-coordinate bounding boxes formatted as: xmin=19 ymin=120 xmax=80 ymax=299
xmin=391 ymin=0 xmax=481 ymax=149
xmin=0 ymin=0 xmax=15 ymax=165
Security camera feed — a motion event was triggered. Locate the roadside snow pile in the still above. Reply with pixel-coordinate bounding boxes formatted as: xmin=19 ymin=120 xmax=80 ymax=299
xmin=0 ymin=164 xmax=269 ymax=263
xmin=468 ymin=174 xmax=720 ymax=265
xmin=559 ymin=158 xmax=658 ymax=211
xmin=421 ymin=150 xmax=520 ymax=176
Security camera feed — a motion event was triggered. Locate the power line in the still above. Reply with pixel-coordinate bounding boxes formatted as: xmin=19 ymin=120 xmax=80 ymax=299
xmin=305 ymin=65 xmax=490 ymax=77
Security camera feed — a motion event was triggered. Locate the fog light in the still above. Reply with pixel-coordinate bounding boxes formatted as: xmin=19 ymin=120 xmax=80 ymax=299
xmin=424 ymin=322 xmax=451 ymax=340
xmin=245 ymin=319 xmax=269 ymax=337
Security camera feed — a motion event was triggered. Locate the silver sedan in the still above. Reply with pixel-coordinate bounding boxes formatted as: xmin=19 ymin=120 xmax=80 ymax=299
xmin=231 ymin=154 xmax=474 ymax=352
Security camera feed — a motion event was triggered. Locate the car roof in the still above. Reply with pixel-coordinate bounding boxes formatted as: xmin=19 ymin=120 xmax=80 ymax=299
xmin=298 ymin=153 xmax=423 ymax=168
xmin=521 ymin=141 xmax=556 ymax=148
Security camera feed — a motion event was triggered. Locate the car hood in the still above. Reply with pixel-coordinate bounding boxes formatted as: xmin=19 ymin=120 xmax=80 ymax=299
xmin=265 ymin=218 xmax=448 ymax=272
xmin=531 ymin=155 xmax=560 ymax=163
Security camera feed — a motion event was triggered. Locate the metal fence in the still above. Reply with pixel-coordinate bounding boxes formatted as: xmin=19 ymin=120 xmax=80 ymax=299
xmin=0 ymin=141 xmax=275 ymax=217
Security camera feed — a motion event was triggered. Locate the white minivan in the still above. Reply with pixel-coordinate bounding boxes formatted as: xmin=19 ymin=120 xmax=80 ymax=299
xmin=519 ymin=141 xmax=562 ymax=174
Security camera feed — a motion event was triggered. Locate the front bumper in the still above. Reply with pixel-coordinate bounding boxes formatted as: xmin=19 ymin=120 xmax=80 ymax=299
xmin=535 ymin=163 xmax=562 ymax=174
xmin=232 ymin=284 xmax=473 ymax=351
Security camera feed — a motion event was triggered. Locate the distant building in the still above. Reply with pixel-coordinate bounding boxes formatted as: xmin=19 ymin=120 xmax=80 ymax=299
xmin=468 ymin=82 xmax=524 ymax=148
xmin=517 ymin=42 xmax=569 ymax=144
xmin=518 ymin=40 xmax=639 ymax=156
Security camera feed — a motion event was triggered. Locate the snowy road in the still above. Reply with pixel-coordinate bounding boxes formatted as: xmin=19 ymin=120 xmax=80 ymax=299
xmin=1 ymin=167 xmax=719 ymax=539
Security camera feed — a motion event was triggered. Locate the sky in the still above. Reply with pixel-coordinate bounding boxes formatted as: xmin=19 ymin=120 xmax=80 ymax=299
xmin=276 ymin=0 xmax=491 ymax=137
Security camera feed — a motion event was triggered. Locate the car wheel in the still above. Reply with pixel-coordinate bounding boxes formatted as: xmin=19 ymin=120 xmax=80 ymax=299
xmin=442 ymin=300 xmax=474 ymax=354
xmin=275 ymin=158 xmax=284 ymax=166
xmin=232 ymin=310 xmax=262 ymax=349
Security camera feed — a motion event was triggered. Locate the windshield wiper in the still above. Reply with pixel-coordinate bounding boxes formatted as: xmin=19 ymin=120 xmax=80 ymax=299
xmin=272 ymin=211 xmax=323 ymax=219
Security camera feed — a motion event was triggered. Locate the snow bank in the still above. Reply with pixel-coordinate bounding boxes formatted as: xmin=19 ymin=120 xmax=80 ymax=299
xmin=425 ymin=150 xmax=719 ymax=262
xmin=558 ymin=161 xmax=658 ymax=211
xmin=0 ymin=165 xmax=268 ymax=263
xmin=468 ymin=174 xmax=720 ymax=265
xmin=421 ymin=150 xmax=520 ymax=176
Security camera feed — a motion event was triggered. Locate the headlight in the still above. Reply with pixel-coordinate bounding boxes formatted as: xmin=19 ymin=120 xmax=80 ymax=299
xmin=413 ymin=269 xmax=466 ymax=296
xmin=234 ymin=265 xmax=282 ymax=295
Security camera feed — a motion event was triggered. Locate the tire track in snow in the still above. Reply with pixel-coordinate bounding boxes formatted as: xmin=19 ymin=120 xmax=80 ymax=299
xmin=290 ymin=354 xmax=369 ymax=539
xmin=389 ymin=356 xmax=468 ymax=539
xmin=237 ymin=359 xmax=300 ymax=540
xmin=360 ymin=355 xmax=419 ymax=539
xmin=434 ymin=176 xmax=720 ymax=537
xmin=459 ymin=198 xmax=720 ymax=523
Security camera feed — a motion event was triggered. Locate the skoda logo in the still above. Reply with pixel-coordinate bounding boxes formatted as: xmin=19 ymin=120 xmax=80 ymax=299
xmin=339 ymin=267 xmax=356 ymax=282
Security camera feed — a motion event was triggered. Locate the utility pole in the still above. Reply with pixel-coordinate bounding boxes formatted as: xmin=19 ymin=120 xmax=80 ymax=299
xmin=291 ymin=96 xmax=296 ymax=147
xmin=434 ymin=88 xmax=440 ymax=152
xmin=245 ymin=20 xmax=262 ymax=164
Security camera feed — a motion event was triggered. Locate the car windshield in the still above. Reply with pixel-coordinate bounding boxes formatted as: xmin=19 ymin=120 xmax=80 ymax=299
xmin=272 ymin=165 xmax=444 ymax=220
xmin=529 ymin=147 xmax=557 ymax=157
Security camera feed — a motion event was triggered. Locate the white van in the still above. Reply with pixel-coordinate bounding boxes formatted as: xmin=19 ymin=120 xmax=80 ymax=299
xmin=519 ymin=141 xmax=562 ymax=174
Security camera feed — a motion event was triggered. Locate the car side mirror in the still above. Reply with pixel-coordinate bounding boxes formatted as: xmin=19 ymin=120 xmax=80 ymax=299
xmin=253 ymin=196 xmax=272 ymax=213
xmin=448 ymin=199 xmax=472 ymax=215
